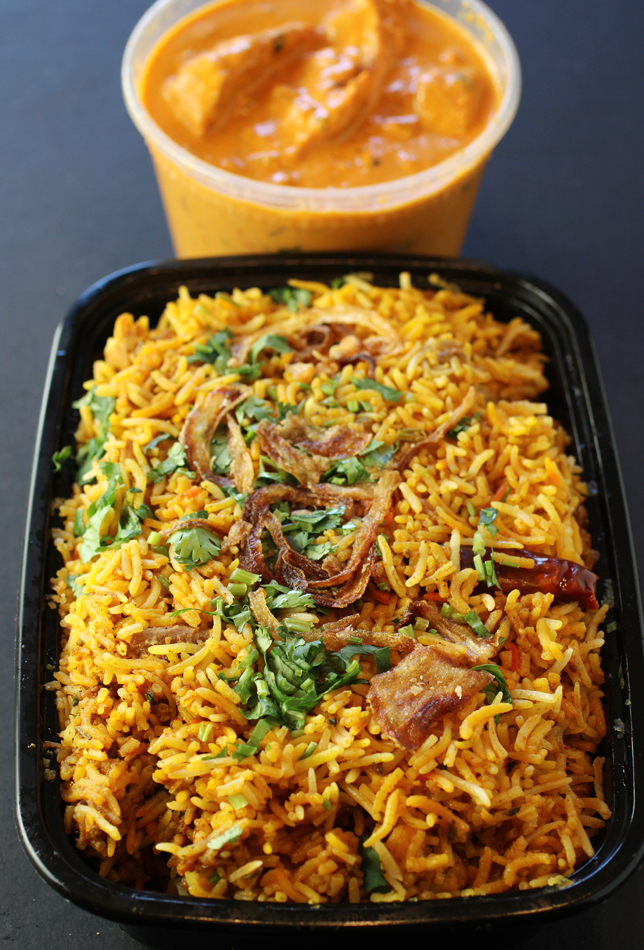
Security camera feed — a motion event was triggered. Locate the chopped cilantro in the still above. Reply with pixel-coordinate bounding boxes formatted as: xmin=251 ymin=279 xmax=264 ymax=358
xmin=351 ymin=376 xmax=401 ymax=403
xmin=187 ymin=328 xmax=233 ymax=369
xmin=66 ymin=575 xmax=85 ymax=598
xmin=198 ymin=722 xmax=214 ymax=743
xmin=243 ymin=626 xmax=363 ymax=731
xmin=479 ymin=507 xmax=499 ymax=537
xmin=73 ymin=390 xmax=117 ymax=483
xmin=249 ymin=333 xmax=292 ymax=363
xmin=77 ymin=462 xmax=123 ymax=563
xmin=73 ymin=389 xmax=115 ymax=423
xmin=147 ymin=441 xmax=194 ymax=483
xmin=52 ymin=445 xmax=72 ymax=472
xmin=168 ymin=524 xmax=221 ymax=571
xmin=221 ymin=484 xmax=249 ymax=507
xmin=335 ymin=643 xmax=392 ymax=674
xmin=268 ymin=287 xmax=312 ymax=312
xmin=263 ymin=581 xmax=315 ymax=611
xmin=73 ymin=508 xmax=86 ymax=537
xmin=446 ymin=413 xmax=481 ymax=440
xmin=323 ymin=456 xmax=368 ymax=485
xmin=254 ymin=456 xmax=296 ymax=487
xmin=358 ymin=440 xmax=398 ymax=467
xmin=144 ymin=433 xmax=172 ymax=453
xmin=358 ymin=835 xmax=389 ymax=893
xmin=472 ymin=663 xmax=512 ymax=704
xmin=209 ymin=430 xmax=232 ymax=476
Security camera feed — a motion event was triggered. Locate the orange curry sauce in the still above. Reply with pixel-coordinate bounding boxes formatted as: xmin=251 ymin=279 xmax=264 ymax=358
xmin=141 ymin=0 xmax=498 ymax=189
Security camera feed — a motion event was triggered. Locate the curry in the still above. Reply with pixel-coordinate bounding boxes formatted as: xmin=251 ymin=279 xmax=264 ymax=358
xmin=126 ymin=0 xmax=518 ymax=256
xmin=142 ymin=0 xmax=498 ymax=190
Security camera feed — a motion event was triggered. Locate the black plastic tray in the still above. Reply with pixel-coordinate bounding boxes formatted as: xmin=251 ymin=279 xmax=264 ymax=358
xmin=15 ymin=255 xmax=644 ymax=946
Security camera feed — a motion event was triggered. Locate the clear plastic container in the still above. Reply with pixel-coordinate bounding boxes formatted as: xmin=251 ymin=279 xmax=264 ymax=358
xmin=122 ymin=0 xmax=521 ymax=258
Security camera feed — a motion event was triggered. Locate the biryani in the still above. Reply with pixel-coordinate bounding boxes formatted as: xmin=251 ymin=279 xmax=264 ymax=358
xmin=48 ymin=272 xmax=610 ymax=903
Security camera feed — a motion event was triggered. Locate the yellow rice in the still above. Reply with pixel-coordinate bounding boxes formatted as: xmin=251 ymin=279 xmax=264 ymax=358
xmin=48 ymin=273 xmax=610 ymax=902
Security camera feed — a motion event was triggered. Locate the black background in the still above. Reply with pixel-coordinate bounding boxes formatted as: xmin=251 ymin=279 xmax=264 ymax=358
xmin=1 ymin=1 xmax=643 ymax=946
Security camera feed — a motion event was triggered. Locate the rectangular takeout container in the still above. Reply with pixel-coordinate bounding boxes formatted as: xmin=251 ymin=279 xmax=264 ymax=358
xmin=16 ymin=255 xmax=644 ymax=945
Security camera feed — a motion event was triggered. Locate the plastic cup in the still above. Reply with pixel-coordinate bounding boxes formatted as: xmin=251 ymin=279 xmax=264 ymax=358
xmin=123 ymin=0 xmax=521 ymax=258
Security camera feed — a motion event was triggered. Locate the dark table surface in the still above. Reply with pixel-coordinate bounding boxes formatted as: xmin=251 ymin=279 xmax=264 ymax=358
xmin=2 ymin=1 xmax=643 ymax=946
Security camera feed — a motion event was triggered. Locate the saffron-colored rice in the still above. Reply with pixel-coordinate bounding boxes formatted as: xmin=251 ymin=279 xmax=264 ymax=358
xmin=48 ymin=273 xmax=610 ymax=902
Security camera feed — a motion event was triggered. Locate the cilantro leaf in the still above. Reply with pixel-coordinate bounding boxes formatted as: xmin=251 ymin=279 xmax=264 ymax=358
xmin=72 ymin=390 xmax=117 ymax=483
xmin=359 ymin=440 xmax=398 ymax=467
xmin=263 ymin=582 xmax=315 ymax=611
xmin=72 ymin=389 xmax=116 ymax=424
xmin=147 ymin=441 xmax=194 ymax=483
xmin=479 ymin=507 xmax=499 ymax=537
xmin=168 ymin=525 xmax=221 ymax=571
xmin=52 ymin=445 xmax=72 ymax=472
xmin=73 ymin=508 xmax=86 ymax=537
xmin=358 ymin=835 xmax=389 ymax=893
xmin=235 ymin=395 xmax=274 ymax=428
xmin=269 ymin=287 xmax=312 ymax=312
xmin=247 ymin=628 xmax=362 ymax=731
xmin=446 ymin=413 xmax=482 ymax=440
xmin=210 ymin=432 xmax=231 ymax=475
xmin=187 ymin=328 xmax=233 ymax=368
xmin=322 ymin=456 xmax=369 ymax=485
xmin=249 ymin=334 xmax=292 ymax=363
xmin=351 ymin=376 xmax=401 ymax=403
xmin=472 ymin=663 xmax=512 ymax=704
xmin=221 ymin=484 xmax=249 ymax=506
xmin=77 ymin=462 xmax=123 ymax=562
xmin=254 ymin=456 xmax=296 ymax=487
xmin=335 ymin=643 xmax=392 ymax=674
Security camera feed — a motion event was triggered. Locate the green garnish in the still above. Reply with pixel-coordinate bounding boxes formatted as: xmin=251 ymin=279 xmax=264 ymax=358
xmin=446 ymin=413 xmax=481 ymax=440
xmin=472 ymin=663 xmax=512 ymax=705
xmin=230 ymin=567 xmax=261 ymax=587
xmin=147 ymin=441 xmax=194 ymax=483
xmin=227 ymin=793 xmax=248 ymax=810
xmin=241 ymin=626 xmax=363 ymax=732
xmin=479 ymin=507 xmax=499 ymax=537
xmin=198 ymin=722 xmax=214 ymax=743
xmin=335 ymin=643 xmax=392 ymax=674
xmin=351 ymin=376 xmax=401 ymax=403
xmin=72 ymin=389 xmax=117 ymax=482
xmin=73 ymin=508 xmax=86 ymax=537
xmin=206 ymin=826 xmax=242 ymax=852
xmin=358 ymin=835 xmax=389 ymax=894
xmin=52 ymin=445 xmax=72 ymax=472
xmin=299 ymin=742 xmax=318 ymax=760
xmin=268 ymin=287 xmax=313 ymax=312
xmin=168 ymin=524 xmax=221 ymax=571
xmin=249 ymin=333 xmax=292 ymax=363
xmin=463 ymin=610 xmax=492 ymax=639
